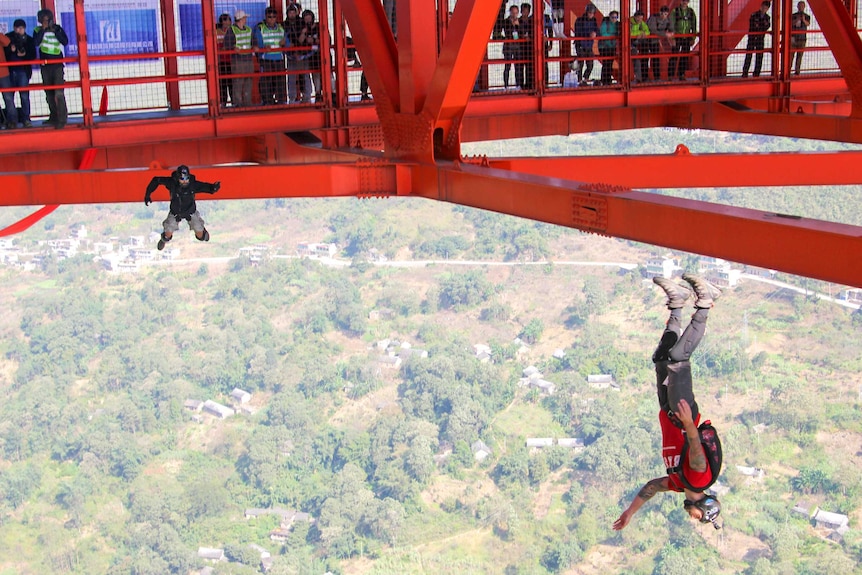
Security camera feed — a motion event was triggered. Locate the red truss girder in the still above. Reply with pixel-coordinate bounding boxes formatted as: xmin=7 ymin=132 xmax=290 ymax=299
xmin=486 ymin=150 xmax=862 ymax=188
xmin=1 ymin=159 xmax=861 ymax=288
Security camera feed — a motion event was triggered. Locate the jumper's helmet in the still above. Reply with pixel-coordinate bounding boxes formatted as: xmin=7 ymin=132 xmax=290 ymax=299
xmin=684 ymin=496 xmax=721 ymax=529
xmin=174 ymin=165 xmax=191 ymax=186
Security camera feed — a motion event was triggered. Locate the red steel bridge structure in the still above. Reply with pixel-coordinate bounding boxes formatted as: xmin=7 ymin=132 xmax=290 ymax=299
xmin=3 ymin=0 xmax=862 ymax=287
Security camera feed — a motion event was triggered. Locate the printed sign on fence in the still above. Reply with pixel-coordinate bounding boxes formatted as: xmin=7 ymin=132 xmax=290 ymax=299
xmin=55 ymin=0 xmax=160 ymax=57
xmin=178 ymin=0 xmax=268 ymax=51
xmin=0 ymin=1 xmax=40 ymax=36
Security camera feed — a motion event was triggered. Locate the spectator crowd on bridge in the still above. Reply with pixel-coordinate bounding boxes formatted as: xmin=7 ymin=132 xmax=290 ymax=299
xmin=0 ymin=0 xmax=824 ymax=126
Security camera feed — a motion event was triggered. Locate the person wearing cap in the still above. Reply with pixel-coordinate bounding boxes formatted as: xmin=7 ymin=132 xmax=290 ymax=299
xmin=255 ymin=7 xmax=288 ymax=105
xmin=612 ymin=274 xmax=723 ymax=531
xmin=646 ymin=6 xmax=672 ymax=81
xmin=5 ymin=19 xmax=35 ymax=128
xmin=33 ymin=9 xmax=69 ymax=128
xmin=223 ymin=10 xmax=254 ymax=107
xmin=144 ymin=165 xmax=221 ymax=250
xmin=630 ymin=10 xmax=650 ymax=82
xmin=670 ymin=0 xmax=696 ymax=81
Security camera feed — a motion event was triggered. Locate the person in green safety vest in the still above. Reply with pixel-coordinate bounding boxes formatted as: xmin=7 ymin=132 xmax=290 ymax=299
xmin=254 ymin=7 xmax=288 ymax=105
xmin=33 ymin=9 xmax=68 ymax=129
xmin=223 ymin=10 xmax=254 ymax=107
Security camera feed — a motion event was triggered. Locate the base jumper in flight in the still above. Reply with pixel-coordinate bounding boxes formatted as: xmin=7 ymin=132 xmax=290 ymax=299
xmin=613 ymin=273 xmax=723 ymax=531
xmin=144 ymin=165 xmax=220 ymax=250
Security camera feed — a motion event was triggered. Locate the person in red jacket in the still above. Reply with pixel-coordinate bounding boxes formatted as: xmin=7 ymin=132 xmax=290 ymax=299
xmin=613 ymin=273 xmax=723 ymax=530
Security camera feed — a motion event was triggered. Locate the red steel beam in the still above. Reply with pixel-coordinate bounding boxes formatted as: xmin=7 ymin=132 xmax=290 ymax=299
xmin=808 ymin=0 xmax=862 ymax=116
xmin=1 ymin=161 xmax=861 ymax=287
xmin=398 ymin=0 xmax=437 ymax=113
xmin=0 ymin=164 xmax=394 ymax=206
xmin=487 ymin=150 xmax=862 ymax=187
xmin=414 ymin=162 xmax=862 ymax=287
xmin=682 ymin=101 xmax=862 ymax=141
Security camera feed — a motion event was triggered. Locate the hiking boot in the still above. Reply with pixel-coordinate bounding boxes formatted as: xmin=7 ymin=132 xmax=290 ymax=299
xmin=22 ymin=120 xmax=32 ymax=128
xmin=682 ymin=273 xmax=722 ymax=308
xmin=653 ymin=276 xmax=692 ymax=309
xmin=196 ymin=229 xmax=210 ymax=242
xmin=157 ymin=238 xmax=166 ymax=251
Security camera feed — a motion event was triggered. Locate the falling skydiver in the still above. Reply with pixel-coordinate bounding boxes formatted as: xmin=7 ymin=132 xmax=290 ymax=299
xmin=144 ymin=165 xmax=220 ymax=250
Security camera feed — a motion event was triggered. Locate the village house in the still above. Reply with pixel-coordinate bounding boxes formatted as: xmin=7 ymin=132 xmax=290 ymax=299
xmin=587 ymin=374 xmax=615 ymax=389
xmin=203 ymin=400 xmax=234 ymax=419
xmin=183 ymin=399 xmax=204 ymax=412
xmin=197 ymin=547 xmax=225 ymax=562
xmin=230 ymin=388 xmax=252 ymax=405
xmin=472 ymin=440 xmax=492 ymax=461
xmin=377 ymin=355 xmax=402 ymax=369
xmin=526 ymin=438 xmax=554 ymax=449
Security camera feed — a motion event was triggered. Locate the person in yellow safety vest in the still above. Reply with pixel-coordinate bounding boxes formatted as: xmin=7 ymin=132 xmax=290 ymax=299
xmin=33 ymin=9 xmax=68 ymax=129
xmin=630 ymin=10 xmax=650 ymax=83
xmin=254 ymin=8 xmax=288 ymax=105
xmin=223 ymin=10 xmax=254 ymax=107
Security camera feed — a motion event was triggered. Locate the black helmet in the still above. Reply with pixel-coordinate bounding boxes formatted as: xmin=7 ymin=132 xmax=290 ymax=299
xmin=174 ymin=165 xmax=191 ymax=185
xmin=684 ymin=496 xmax=721 ymax=529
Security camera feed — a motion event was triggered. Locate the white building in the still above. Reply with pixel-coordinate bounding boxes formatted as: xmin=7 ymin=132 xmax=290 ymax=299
xmin=297 ymin=242 xmax=337 ymax=258
xmin=644 ymin=256 xmax=678 ymax=279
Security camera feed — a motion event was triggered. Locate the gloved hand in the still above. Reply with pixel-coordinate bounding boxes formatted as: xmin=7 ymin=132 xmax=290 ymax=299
xmin=144 ymin=194 xmax=151 ymax=206
xmin=213 ymin=181 xmax=221 ymax=192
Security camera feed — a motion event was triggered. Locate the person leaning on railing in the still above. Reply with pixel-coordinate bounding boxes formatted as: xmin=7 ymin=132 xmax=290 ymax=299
xmin=646 ymin=6 xmax=672 ymax=82
xmin=33 ymin=9 xmax=68 ymax=129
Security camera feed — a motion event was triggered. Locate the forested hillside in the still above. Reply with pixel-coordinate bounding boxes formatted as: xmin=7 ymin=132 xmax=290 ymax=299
xmin=0 ymin=130 xmax=861 ymax=575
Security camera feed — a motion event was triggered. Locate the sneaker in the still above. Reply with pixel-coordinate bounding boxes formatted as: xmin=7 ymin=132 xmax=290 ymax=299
xmin=682 ymin=273 xmax=722 ymax=308
xmin=653 ymin=276 xmax=692 ymax=309
xmin=23 ymin=120 xmax=32 ymax=128
xmin=157 ymin=238 xmax=166 ymax=251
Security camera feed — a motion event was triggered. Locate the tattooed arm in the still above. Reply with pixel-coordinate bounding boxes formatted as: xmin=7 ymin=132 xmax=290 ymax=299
xmin=677 ymin=399 xmax=708 ymax=472
xmin=612 ymin=476 xmax=670 ymax=530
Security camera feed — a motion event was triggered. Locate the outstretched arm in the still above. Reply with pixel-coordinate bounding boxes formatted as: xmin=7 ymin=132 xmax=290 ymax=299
xmin=613 ymin=476 xmax=670 ymax=530
xmin=676 ymin=399 xmax=707 ymax=472
xmin=192 ymin=180 xmax=221 ymax=194
xmin=144 ymin=177 xmax=171 ymax=205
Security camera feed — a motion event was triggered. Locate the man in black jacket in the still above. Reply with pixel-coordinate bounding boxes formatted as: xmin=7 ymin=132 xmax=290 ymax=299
xmin=33 ymin=9 xmax=68 ymax=129
xmin=742 ymin=1 xmax=771 ymax=78
xmin=6 ymin=19 xmax=36 ymax=128
xmin=144 ymin=165 xmax=220 ymax=250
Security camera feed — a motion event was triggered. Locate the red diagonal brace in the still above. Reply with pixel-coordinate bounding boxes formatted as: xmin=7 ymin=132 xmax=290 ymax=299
xmin=422 ymin=0 xmax=501 ymax=159
xmin=340 ymin=0 xmax=400 ymax=112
